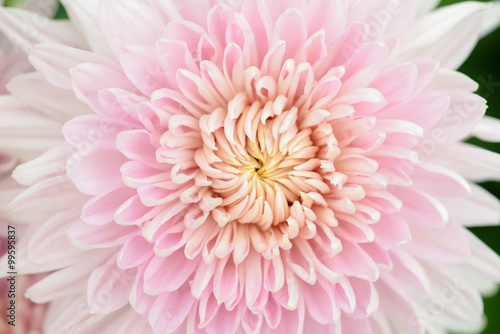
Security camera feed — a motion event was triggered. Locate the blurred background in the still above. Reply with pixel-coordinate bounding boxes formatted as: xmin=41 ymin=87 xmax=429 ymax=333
xmin=3 ymin=0 xmax=500 ymax=333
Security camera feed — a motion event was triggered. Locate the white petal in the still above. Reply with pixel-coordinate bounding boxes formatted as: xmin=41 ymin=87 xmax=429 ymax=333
xmin=427 ymin=68 xmax=479 ymax=92
xmin=25 ymin=254 xmax=107 ymax=303
xmin=20 ymin=0 xmax=58 ymax=17
xmin=43 ymin=294 xmax=103 ymax=333
xmin=465 ymin=231 xmax=500 ymax=283
xmin=11 ymin=143 xmax=69 ymax=186
xmin=419 ymin=262 xmax=484 ymax=332
xmin=98 ymin=0 xmax=164 ymax=54
xmin=29 ymin=43 xmax=117 ymax=89
xmin=0 ymin=95 xmax=62 ymax=162
xmin=472 ymin=116 xmax=500 ymax=142
xmin=480 ymin=2 xmax=500 ymax=37
xmin=417 ymin=0 xmax=440 ymax=16
xmin=429 ymin=143 xmax=500 ymax=182
xmin=440 ymin=183 xmax=500 ymax=227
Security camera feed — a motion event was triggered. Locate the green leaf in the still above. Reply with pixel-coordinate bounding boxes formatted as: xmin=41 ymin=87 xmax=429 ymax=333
xmin=53 ymin=2 xmax=68 ymax=19
xmin=4 ymin=0 xmax=27 ymax=7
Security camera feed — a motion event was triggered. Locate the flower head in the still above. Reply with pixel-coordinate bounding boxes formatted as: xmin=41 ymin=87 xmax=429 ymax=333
xmin=1 ymin=0 xmax=500 ymax=333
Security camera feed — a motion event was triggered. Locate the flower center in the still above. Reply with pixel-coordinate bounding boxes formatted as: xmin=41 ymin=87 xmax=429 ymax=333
xmin=197 ymin=94 xmax=330 ymax=231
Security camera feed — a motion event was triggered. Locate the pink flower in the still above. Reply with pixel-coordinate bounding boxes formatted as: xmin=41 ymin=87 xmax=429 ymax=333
xmin=1 ymin=0 xmax=500 ymax=333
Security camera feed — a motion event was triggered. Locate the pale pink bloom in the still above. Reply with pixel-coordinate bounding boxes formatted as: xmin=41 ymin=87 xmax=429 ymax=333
xmin=1 ymin=0 xmax=500 ymax=333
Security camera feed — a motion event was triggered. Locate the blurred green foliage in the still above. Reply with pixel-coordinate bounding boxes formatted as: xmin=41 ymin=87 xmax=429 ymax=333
xmin=4 ymin=0 xmax=25 ymax=6
xmin=53 ymin=1 xmax=67 ymax=19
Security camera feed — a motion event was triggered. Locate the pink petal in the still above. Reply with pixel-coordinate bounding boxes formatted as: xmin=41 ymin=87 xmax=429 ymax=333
xmin=118 ymin=234 xmax=154 ymax=269
xmin=148 ymin=286 xmax=195 ymax=334
xmin=71 ymin=63 xmax=134 ymax=114
xmin=82 ymin=188 xmax=135 ymax=226
xmin=66 ymin=149 xmax=127 ymax=196
xmin=118 ymin=44 xmax=171 ymax=95
xmin=394 ymin=186 xmax=449 ymax=229
xmin=371 ymin=214 xmax=411 ymax=250
xmin=301 ymin=279 xmax=339 ymax=324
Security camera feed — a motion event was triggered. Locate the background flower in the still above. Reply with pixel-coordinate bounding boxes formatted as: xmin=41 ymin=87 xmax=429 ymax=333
xmin=0 ymin=0 xmax=500 ymax=330
xmin=0 ymin=1 xmax=58 ymax=333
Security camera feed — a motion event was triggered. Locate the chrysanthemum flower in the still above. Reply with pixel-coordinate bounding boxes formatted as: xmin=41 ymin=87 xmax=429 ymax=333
xmin=2 ymin=0 xmax=500 ymax=333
